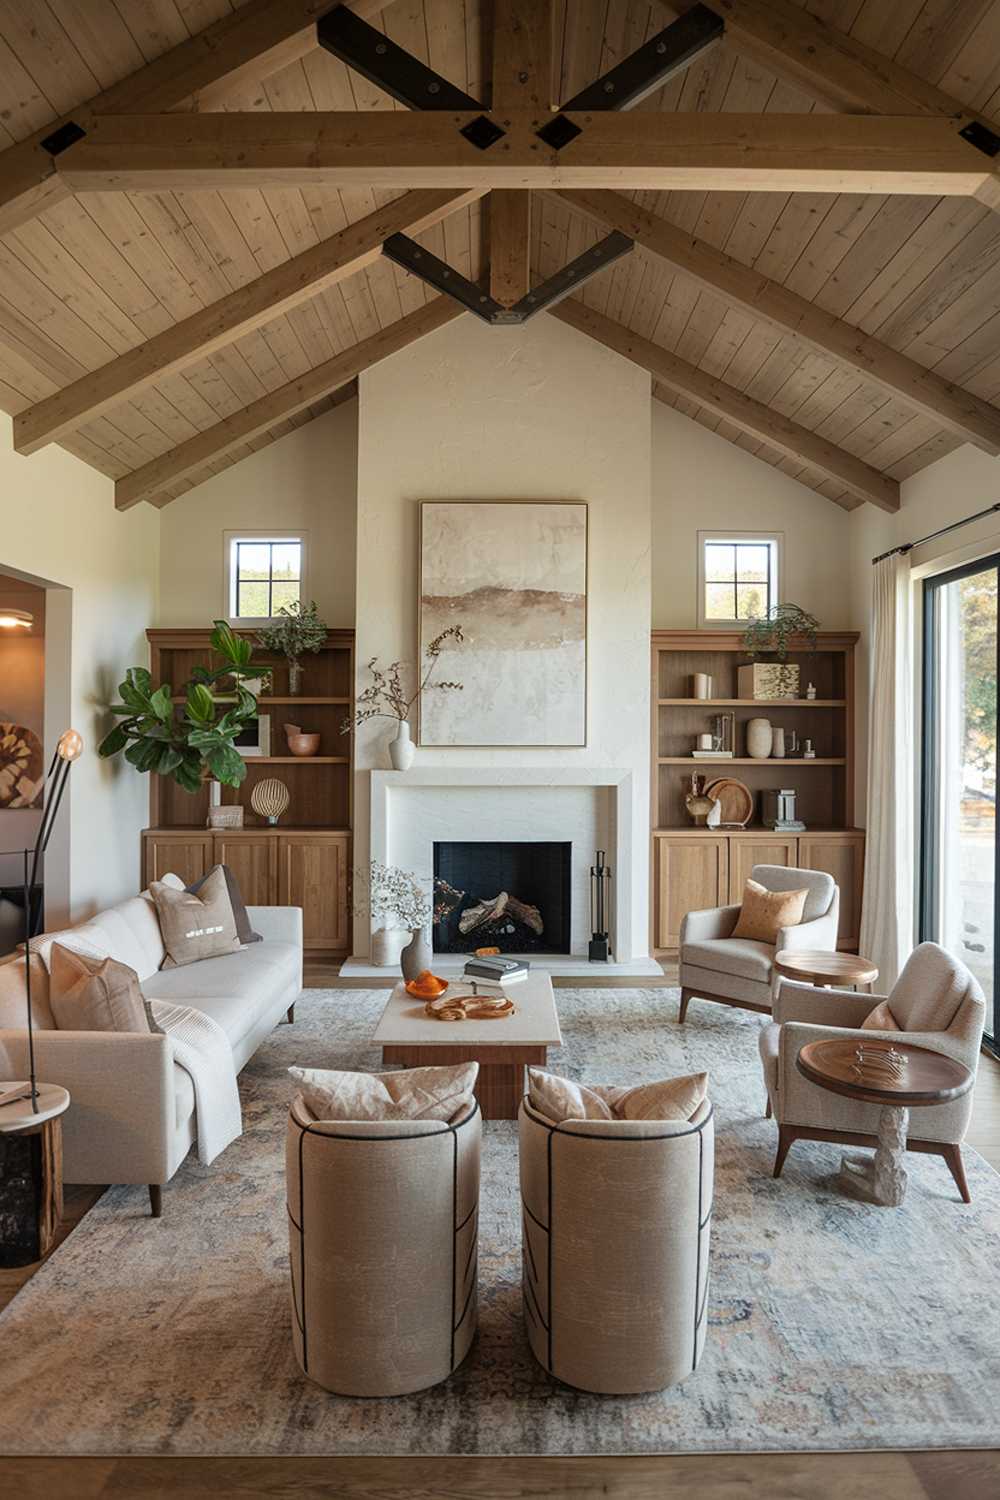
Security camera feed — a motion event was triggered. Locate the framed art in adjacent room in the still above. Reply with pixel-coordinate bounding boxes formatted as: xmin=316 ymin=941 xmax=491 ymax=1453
xmin=234 ymin=713 xmax=271 ymax=758
xmin=418 ymin=500 xmax=588 ymax=747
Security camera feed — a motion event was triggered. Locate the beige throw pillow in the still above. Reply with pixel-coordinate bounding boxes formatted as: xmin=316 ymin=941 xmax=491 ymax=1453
xmin=289 ymin=1063 xmax=479 ymax=1122
xmin=861 ymin=999 xmax=901 ymax=1032
xmin=528 ymin=1067 xmax=708 ymax=1124
xmin=151 ymin=866 xmax=240 ymax=968
xmin=49 ymin=943 xmax=150 ymax=1034
xmin=731 ymin=878 xmax=809 ymax=944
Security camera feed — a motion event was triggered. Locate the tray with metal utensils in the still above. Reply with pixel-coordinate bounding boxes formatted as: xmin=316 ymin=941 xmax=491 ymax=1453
xmin=850 ymin=1042 xmax=908 ymax=1085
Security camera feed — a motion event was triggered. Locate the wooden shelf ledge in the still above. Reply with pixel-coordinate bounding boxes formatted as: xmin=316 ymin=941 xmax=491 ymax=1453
xmin=657 ymin=757 xmax=846 ymax=766
xmin=657 ymin=698 xmax=846 ymax=708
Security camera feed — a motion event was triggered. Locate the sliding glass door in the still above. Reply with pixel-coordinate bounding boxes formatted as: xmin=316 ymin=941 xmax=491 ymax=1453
xmin=922 ymin=556 xmax=998 ymax=1051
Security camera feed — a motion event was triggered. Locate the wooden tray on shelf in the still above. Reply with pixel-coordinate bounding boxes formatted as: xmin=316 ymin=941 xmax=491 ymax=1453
xmin=705 ymin=777 xmax=754 ymax=827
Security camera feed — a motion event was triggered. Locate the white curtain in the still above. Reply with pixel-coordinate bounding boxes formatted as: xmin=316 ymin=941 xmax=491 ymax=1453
xmin=859 ymin=554 xmax=914 ymax=989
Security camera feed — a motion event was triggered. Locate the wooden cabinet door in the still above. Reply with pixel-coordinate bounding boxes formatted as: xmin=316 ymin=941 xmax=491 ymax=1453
xmin=727 ymin=835 xmax=799 ymax=903
xmin=213 ymin=834 xmax=277 ymax=906
xmin=278 ymin=834 xmax=350 ymax=952
xmin=143 ymin=833 xmax=213 ymax=889
xmin=798 ymin=833 xmax=865 ymax=951
xmin=654 ymin=835 xmax=728 ymax=954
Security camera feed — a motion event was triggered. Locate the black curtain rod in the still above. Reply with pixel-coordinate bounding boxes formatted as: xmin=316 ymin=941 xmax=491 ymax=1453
xmin=872 ymin=500 xmax=1000 ymax=565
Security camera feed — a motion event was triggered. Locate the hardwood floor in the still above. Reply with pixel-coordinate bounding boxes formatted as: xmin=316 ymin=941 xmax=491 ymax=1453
xmin=2 ymin=963 xmax=997 ymax=1497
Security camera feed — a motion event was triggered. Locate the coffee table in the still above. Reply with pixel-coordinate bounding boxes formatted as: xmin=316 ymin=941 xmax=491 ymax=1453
xmin=796 ymin=1038 xmax=973 ymax=1206
xmin=775 ymin=948 xmax=879 ymax=991
xmin=374 ymin=974 xmax=562 ymax=1120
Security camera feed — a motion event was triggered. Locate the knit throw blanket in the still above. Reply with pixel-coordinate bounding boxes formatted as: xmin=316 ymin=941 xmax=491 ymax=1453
xmin=149 ymin=1000 xmax=243 ymax=1165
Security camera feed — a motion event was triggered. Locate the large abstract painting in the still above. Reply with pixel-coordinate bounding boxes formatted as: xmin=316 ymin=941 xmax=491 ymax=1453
xmin=419 ymin=501 xmax=587 ymax=746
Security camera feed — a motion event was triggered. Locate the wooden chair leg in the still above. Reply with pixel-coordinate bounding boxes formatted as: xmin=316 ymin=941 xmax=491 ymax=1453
xmin=765 ymin=1095 xmax=773 ymax=1120
xmin=678 ymin=988 xmax=692 ymax=1024
xmin=149 ymin=1184 xmax=163 ymax=1218
xmin=286 ymin=1003 xmax=295 ymax=1024
xmin=773 ymin=1125 xmax=795 ymax=1179
xmin=942 ymin=1143 xmax=971 ymax=1204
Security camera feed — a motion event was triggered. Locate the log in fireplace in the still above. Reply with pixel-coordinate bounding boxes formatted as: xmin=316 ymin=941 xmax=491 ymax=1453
xmin=432 ymin=841 xmax=572 ymax=954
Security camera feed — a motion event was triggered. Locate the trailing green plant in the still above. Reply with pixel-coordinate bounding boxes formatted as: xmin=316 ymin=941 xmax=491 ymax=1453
xmin=98 ymin=620 xmax=264 ymax=792
xmin=255 ymin=599 xmax=328 ymax=669
xmin=742 ymin=603 xmax=820 ymax=662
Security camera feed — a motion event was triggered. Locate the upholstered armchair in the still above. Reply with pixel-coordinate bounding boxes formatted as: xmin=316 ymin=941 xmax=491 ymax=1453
xmin=518 ymin=1094 xmax=714 ymax=1393
xmin=679 ymin=864 xmax=840 ymax=1022
xmin=286 ymin=1094 xmax=480 ymax=1396
xmin=759 ymin=942 xmax=985 ymax=1201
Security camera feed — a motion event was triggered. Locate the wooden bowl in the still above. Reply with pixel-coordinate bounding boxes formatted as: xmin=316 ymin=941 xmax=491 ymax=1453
xmin=286 ymin=731 xmax=321 ymax=757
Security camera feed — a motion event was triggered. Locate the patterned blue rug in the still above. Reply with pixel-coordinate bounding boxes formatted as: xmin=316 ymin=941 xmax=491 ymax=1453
xmin=0 ymin=988 xmax=996 ymax=1455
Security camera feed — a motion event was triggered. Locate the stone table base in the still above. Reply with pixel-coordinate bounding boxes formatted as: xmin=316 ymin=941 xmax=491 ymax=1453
xmin=838 ymin=1105 xmax=909 ymax=1206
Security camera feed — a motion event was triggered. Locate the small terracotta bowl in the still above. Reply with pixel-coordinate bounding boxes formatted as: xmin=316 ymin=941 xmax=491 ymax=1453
xmin=286 ymin=731 xmax=320 ymax=757
xmin=405 ymin=970 xmax=448 ymax=1000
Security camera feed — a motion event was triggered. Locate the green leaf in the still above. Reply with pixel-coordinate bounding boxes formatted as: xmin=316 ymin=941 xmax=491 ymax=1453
xmin=185 ymin=682 xmax=216 ymax=724
xmin=155 ymin=746 xmax=184 ymax=775
xmin=174 ymin=755 xmax=204 ymax=794
xmin=126 ymin=666 xmax=153 ymax=697
xmin=125 ymin=738 xmax=162 ymax=773
xmin=149 ymin=683 xmax=174 ymax=724
xmin=186 ymin=726 xmax=226 ymax=750
xmin=208 ymin=744 xmax=246 ymax=787
xmin=98 ymin=724 xmax=129 ymax=758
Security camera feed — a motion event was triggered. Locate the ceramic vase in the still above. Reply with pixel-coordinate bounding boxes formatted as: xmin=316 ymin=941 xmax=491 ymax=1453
xmin=371 ymin=926 xmax=409 ymax=967
xmin=771 ymin=726 xmax=786 ymax=759
xmin=390 ymin=719 xmax=415 ymax=771
xmin=747 ymin=717 xmax=773 ymax=759
xmin=400 ymin=926 xmax=432 ymax=981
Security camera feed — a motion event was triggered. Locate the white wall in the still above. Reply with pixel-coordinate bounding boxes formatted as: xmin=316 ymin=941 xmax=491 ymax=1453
xmin=0 ymin=415 xmax=159 ymax=922
xmin=652 ymin=401 xmax=854 ymax=628
xmin=157 ymin=399 xmax=358 ymax=627
xmin=354 ymin=312 xmax=652 ymax=959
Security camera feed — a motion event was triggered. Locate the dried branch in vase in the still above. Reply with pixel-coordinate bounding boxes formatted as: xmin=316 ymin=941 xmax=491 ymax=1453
xmin=343 ymin=625 xmax=465 ymax=733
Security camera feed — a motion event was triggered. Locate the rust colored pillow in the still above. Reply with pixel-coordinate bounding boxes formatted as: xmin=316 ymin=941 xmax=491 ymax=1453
xmin=861 ymin=1000 xmax=901 ymax=1032
xmin=731 ymin=878 xmax=808 ymax=944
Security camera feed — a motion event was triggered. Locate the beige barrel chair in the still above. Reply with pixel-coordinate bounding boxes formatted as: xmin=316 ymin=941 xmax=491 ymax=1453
xmin=286 ymin=1095 xmax=481 ymax=1396
xmin=518 ymin=1095 xmax=714 ymax=1393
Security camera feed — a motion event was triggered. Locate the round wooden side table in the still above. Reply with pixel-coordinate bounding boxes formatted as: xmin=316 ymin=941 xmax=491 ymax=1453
xmin=775 ymin=949 xmax=879 ymax=991
xmin=796 ymin=1040 xmax=972 ymax=1206
xmin=0 ymin=1082 xmax=70 ymax=1268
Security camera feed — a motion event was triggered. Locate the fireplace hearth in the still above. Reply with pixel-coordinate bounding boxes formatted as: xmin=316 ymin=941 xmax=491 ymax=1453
xmin=433 ymin=841 xmax=572 ymax=954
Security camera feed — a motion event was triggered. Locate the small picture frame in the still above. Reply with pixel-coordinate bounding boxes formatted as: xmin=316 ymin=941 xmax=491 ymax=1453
xmin=208 ymin=804 xmax=244 ymax=830
xmin=234 ymin=713 xmax=271 ymax=758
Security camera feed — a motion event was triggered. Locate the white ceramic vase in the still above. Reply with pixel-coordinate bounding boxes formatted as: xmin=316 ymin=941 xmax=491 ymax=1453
xmin=771 ymin=726 xmax=786 ymax=759
xmin=390 ymin=719 xmax=415 ymax=771
xmin=747 ymin=717 xmax=773 ymax=759
xmin=371 ymin=926 xmax=409 ymax=967
xmin=400 ymin=926 xmax=432 ymax=981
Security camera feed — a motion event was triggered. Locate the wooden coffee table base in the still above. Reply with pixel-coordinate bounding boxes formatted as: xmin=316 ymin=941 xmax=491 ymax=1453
xmin=381 ymin=1044 xmax=547 ymax=1121
xmin=838 ymin=1105 xmax=909 ymax=1206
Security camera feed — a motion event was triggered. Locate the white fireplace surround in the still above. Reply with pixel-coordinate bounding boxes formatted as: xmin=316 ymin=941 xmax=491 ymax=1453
xmin=341 ymin=767 xmax=660 ymax=978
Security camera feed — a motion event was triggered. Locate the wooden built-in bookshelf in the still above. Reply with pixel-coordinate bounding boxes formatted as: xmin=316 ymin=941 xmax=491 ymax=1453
xmin=650 ymin=630 xmax=865 ymax=959
xmin=141 ymin=627 xmax=355 ymax=956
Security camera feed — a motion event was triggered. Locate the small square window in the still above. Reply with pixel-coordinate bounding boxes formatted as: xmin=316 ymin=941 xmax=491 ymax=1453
xmin=227 ymin=535 xmax=304 ymax=622
xmin=698 ymin=532 xmax=781 ymax=629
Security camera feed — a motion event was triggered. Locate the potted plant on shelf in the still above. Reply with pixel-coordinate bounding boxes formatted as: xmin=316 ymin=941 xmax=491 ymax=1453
xmin=359 ymin=860 xmax=433 ymax=971
xmin=344 ymin=626 xmax=464 ymax=771
xmin=98 ymin=620 xmax=264 ymax=796
xmin=256 ymin=599 xmax=328 ymax=696
xmin=741 ymin=603 xmax=820 ymax=700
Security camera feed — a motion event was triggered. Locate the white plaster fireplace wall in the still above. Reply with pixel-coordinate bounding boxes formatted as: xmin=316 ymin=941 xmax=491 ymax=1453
xmin=354 ymin=313 xmax=652 ymax=960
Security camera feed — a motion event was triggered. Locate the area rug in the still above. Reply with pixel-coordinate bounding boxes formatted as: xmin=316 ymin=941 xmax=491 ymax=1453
xmin=0 ymin=988 xmax=997 ymax=1456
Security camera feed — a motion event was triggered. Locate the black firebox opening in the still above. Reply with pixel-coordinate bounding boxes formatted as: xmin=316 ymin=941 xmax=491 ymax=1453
xmin=433 ymin=841 xmax=572 ymax=954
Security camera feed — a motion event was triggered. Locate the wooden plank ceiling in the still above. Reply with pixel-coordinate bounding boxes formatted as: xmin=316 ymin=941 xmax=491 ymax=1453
xmin=0 ymin=0 xmax=998 ymax=510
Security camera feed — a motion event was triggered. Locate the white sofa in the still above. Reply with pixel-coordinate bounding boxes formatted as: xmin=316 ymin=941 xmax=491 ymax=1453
xmin=0 ymin=875 xmax=302 ymax=1216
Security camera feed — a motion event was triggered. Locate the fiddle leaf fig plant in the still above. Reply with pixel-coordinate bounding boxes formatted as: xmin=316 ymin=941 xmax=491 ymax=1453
xmin=98 ymin=620 xmax=265 ymax=793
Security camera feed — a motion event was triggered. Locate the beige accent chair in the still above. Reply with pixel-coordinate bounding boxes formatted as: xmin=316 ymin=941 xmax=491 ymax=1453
xmin=286 ymin=1094 xmax=481 ymax=1396
xmin=759 ymin=941 xmax=985 ymax=1201
xmin=679 ymin=864 xmax=839 ymax=1022
xmin=518 ymin=1095 xmax=714 ymax=1393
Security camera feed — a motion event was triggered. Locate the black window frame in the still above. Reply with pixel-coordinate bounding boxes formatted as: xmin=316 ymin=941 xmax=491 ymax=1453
xmin=921 ymin=551 xmax=1000 ymax=1056
xmin=702 ymin=538 xmax=775 ymax=624
xmin=233 ymin=538 xmax=302 ymax=621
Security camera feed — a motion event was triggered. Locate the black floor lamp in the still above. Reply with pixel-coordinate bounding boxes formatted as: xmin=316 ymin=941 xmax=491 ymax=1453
xmin=0 ymin=728 xmax=82 ymax=1115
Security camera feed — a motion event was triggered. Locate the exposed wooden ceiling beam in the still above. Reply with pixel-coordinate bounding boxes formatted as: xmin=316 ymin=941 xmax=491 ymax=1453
xmin=0 ymin=0 xmax=385 ymax=238
xmin=14 ymin=188 xmax=480 ymax=455
xmin=115 ymin=297 xmax=463 ymax=511
xmin=550 ymin=299 xmax=900 ymax=513
xmin=53 ymin=111 xmax=992 ymax=196
xmin=488 ymin=1 xmax=552 ymax=307
xmin=554 ymin=188 xmax=1000 ymax=457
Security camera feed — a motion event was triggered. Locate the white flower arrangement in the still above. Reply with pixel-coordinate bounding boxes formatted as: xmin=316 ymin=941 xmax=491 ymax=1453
xmin=359 ymin=860 xmax=432 ymax=930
